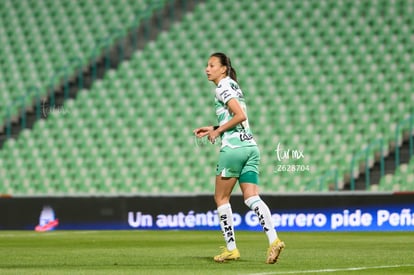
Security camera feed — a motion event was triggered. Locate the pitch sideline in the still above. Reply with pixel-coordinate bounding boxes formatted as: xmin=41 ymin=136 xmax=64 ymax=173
xmin=244 ymin=264 xmax=414 ymax=275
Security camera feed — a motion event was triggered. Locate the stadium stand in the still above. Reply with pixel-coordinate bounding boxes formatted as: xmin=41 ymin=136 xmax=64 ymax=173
xmin=0 ymin=0 xmax=167 ymax=122
xmin=375 ymin=157 xmax=414 ymax=191
xmin=0 ymin=0 xmax=413 ymax=195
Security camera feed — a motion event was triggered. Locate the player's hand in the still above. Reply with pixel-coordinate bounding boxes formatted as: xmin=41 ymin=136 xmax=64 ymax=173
xmin=193 ymin=126 xmax=213 ymax=138
xmin=208 ymin=129 xmax=220 ymax=144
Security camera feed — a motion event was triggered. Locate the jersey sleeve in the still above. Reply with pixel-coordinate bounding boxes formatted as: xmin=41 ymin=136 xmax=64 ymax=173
xmin=215 ymin=81 xmax=238 ymax=105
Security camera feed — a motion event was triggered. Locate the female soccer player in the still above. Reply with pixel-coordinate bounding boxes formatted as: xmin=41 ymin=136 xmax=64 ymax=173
xmin=193 ymin=52 xmax=285 ymax=264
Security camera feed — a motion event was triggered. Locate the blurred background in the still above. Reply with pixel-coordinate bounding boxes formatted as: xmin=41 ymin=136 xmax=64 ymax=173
xmin=0 ymin=0 xmax=413 ymax=198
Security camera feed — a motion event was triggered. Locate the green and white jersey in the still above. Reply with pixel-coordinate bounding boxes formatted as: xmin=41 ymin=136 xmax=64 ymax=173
xmin=215 ymin=76 xmax=257 ymax=149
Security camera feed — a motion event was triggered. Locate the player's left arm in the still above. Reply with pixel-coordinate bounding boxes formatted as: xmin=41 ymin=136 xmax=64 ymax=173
xmin=208 ymin=98 xmax=246 ymax=143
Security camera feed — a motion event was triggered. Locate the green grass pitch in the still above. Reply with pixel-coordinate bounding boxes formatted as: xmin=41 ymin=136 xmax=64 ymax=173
xmin=1 ymin=231 xmax=413 ymax=274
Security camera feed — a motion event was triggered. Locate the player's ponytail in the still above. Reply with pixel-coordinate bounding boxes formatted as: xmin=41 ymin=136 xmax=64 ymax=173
xmin=229 ymin=67 xmax=237 ymax=82
xmin=211 ymin=52 xmax=238 ymax=82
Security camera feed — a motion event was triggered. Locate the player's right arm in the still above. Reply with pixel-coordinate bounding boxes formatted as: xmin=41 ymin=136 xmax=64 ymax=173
xmin=193 ymin=126 xmax=214 ymax=138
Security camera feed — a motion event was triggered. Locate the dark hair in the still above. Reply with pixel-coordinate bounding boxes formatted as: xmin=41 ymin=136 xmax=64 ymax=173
xmin=210 ymin=52 xmax=237 ymax=82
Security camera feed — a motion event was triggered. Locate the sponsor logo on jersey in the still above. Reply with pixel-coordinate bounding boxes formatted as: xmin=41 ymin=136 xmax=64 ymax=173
xmin=230 ymin=82 xmax=239 ymax=91
xmin=240 ymin=132 xmax=253 ymax=141
xmin=220 ymin=90 xmax=231 ymax=101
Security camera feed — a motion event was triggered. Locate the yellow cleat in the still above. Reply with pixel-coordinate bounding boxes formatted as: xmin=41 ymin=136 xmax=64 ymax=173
xmin=214 ymin=247 xmax=240 ymax=262
xmin=266 ymin=238 xmax=285 ymax=264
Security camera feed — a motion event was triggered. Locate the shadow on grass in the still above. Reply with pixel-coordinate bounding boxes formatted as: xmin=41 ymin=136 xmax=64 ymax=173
xmin=192 ymin=256 xmax=251 ymax=264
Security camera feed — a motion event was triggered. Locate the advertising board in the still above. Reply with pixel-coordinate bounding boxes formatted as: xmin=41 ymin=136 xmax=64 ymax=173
xmin=1 ymin=193 xmax=413 ymax=231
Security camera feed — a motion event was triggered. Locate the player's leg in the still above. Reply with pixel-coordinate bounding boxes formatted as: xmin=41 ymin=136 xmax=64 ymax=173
xmin=239 ymin=147 xmax=285 ymax=264
xmin=240 ymin=181 xmax=285 ymax=264
xmin=213 ymin=147 xmax=242 ymax=262
xmin=240 ymin=182 xmax=278 ymax=243
xmin=214 ymin=175 xmax=240 ymax=262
